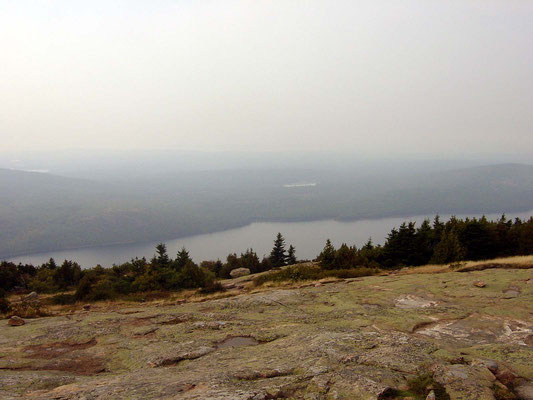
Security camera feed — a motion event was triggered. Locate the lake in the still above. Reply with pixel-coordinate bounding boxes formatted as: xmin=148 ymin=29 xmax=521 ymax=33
xmin=7 ymin=210 xmax=533 ymax=268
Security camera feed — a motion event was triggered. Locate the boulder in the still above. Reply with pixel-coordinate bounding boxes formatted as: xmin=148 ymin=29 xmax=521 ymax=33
xmin=82 ymin=304 xmax=91 ymax=311
xmin=426 ymin=390 xmax=436 ymax=400
xmin=230 ymin=268 xmax=251 ymax=278
xmin=23 ymin=291 xmax=38 ymax=301
xmin=8 ymin=315 xmax=25 ymax=326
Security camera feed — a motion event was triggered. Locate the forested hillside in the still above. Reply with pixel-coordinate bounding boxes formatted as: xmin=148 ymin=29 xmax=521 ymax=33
xmin=1 ymin=163 xmax=532 ymax=258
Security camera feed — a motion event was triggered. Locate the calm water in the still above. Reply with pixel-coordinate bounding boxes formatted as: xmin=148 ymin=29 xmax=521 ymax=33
xmin=8 ymin=210 xmax=533 ymax=268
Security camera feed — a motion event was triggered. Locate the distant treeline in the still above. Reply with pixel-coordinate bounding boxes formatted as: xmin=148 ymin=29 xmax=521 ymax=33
xmin=1 ymin=215 xmax=532 ymax=308
xmin=316 ymin=214 xmax=533 ymax=270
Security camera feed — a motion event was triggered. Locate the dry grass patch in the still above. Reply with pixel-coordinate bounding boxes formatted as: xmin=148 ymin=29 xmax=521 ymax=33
xmin=397 ymin=255 xmax=533 ymax=276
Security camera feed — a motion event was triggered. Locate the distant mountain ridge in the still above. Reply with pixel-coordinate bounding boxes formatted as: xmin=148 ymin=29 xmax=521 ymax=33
xmin=1 ymin=163 xmax=532 ymax=259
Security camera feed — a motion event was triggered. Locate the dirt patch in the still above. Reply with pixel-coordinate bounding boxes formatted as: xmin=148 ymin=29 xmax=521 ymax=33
xmin=217 ymin=336 xmax=259 ymax=349
xmin=122 ymin=318 xmax=154 ymax=327
xmin=117 ymin=310 xmax=142 ymax=315
xmin=234 ymin=368 xmax=294 ymax=380
xmin=132 ymin=327 xmax=159 ymax=338
xmin=159 ymin=316 xmax=189 ymax=325
xmin=2 ymin=356 xmax=106 ymax=375
xmin=457 ymin=263 xmax=533 ymax=272
xmin=23 ymin=338 xmax=97 ymax=359
xmin=148 ymin=346 xmax=215 ymax=367
xmin=40 ymin=357 xmax=107 ymax=375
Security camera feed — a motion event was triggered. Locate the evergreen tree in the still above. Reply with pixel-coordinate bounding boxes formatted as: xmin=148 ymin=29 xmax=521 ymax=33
xmin=432 ymin=215 xmax=445 ymax=246
xmin=362 ymin=238 xmax=374 ymax=250
xmin=47 ymin=258 xmax=57 ymax=270
xmin=240 ymin=248 xmax=261 ymax=273
xmin=413 ymin=219 xmax=433 ymax=265
xmin=287 ymin=245 xmax=297 ymax=265
xmin=269 ymin=233 xmax=287 ymax=267
xmin=460 ymin=219 xmax=494 ymax=260
xmin=334 ymin=243 xmax=357 ymax=269
xmin=153 ymin=243 xmax=170 ymax=266
xmin=175 ymin=247 xmax=192 ymax=270
xmin=431 ymin=229 xmax=466 ymax=264
xmin=317 ymin=239 xmax=336 ymax=269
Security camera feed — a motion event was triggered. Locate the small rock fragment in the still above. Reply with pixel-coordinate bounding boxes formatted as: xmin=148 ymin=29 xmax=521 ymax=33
xmin=473 ymin=281 xmax=486 ymax=288
xmin=8 ymin=316 xmax=25 ymax=326
xmin=82 ymin=304 xmax=91 ymax=311
xmin=426 ymin=390 xmax=436 ymax=400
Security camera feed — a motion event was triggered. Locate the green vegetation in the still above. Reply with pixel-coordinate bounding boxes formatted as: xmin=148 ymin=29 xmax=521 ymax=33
xmin=253 ymin=264 xmax=378 ymax=285
xmin=1 ymin=215 xmax=532 ymax=303
xmin=317 ymin=215 xmax=533 ymax=270
xmin=0 ymin=290 xmax=10 ymax=314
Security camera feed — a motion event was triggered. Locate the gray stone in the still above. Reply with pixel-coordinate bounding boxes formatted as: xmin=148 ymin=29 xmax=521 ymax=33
xmin=23 ymin=291 xmax=38 ymax=301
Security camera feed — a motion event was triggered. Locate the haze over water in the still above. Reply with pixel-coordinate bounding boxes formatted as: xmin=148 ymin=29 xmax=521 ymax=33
xmin=8 ymin=210 xmax=533 ymax=268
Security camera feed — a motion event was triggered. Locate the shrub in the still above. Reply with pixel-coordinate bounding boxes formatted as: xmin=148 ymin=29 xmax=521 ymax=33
xmin=84 ymin=278 xmax=118 ymax=301
xmin=50 ymin=293 xmax=77 ymax=305
xmin=0 ymin=290 xmax=11 ymax=314
xmin=199 ymin=280 xmax=226 ymax=294
xmin=8 ymin=301 xmax=49 ymax=318
xmin=253 ymin=264 xmax=377 ymax=286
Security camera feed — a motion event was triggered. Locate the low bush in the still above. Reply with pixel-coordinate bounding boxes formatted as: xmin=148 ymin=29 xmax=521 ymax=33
xmin=50 ymin=293 xmax=77 ymax=305
xmin=253 ymin=264 xmax=378 ymax=286
xmin=8 ymin=301 xmax=50 ymax=318
xmin=199 ymin=280 xmax=226 ymax=294
xmin=0 ymin=290 xmax=11 ymax=314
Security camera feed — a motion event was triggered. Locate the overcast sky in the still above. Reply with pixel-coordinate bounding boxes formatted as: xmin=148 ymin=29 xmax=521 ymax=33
xmin=1 ymin=0 xmax=532 ymax=156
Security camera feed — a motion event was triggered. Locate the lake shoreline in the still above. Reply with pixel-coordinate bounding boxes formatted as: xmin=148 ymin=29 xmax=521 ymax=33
xmin=6 ymin=209 xmax=533 ymax=268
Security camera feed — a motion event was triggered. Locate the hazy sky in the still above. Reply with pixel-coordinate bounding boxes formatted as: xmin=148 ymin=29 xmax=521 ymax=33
xmin=1 ymin=0 xmax=532 ymax=155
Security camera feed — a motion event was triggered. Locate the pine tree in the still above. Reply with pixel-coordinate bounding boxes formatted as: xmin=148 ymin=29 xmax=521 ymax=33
xmin=153 ymin=243 xmax=170 ymax=266
xmin=47 ymin=258 xmax=57 ymax=270
xmin=269 ymin=233 xmax=287 ymax=267
xmin=287 ymin=245 xmax=297 ymax=265
xmin=175 ymin=247 xmax=192 ymax=270
xmin=413 ymin=219 xmax=433 ymax=265
xmin=431 ymin=229 xmax=466 ymax=264
xmin=317 ymin=239 xmax=336 ymax=269
xmin=241 ymin=248 xmax=261 ymax=273
xmin=334 ymin=243 xmax=357 ymax=269
xmin=362 ymin=238 xmax=374 ymax=250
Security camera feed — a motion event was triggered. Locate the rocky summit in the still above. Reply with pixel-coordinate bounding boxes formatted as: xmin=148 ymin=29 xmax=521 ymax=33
xmin=1 ymin=268 xmax=532 ymax=399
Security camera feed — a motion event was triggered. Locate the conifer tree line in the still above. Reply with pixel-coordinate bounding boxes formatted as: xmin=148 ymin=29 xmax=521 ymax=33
xmin=1 ymin=215 xmax=532 ymax=305
xmin=317 ymin=215 xmax=533 ymax=269
xmin=0 ymin=233 xmax=297 ymax=303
